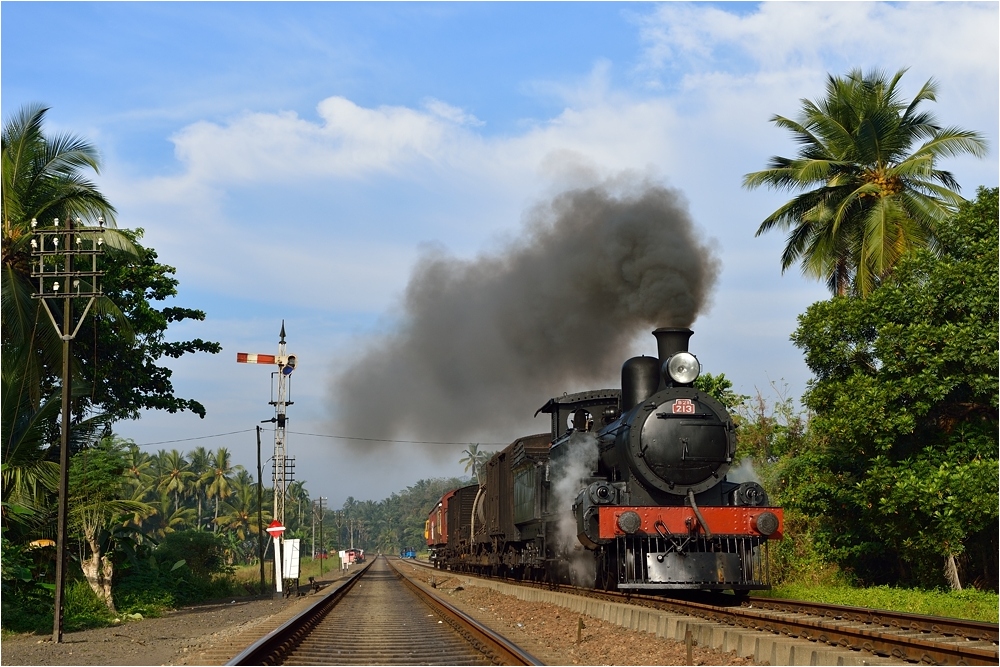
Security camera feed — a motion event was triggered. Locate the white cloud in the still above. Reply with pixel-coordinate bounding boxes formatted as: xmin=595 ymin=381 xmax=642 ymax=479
xmin=168 ymin=97 xmax=463 ymax=184
xmin=636 ymin=2 xmax=998 ymax=79
xmin=422 ymin=98 xmax=485 ymax=127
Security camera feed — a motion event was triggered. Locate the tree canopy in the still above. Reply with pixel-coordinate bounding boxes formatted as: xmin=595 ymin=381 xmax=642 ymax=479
xmin=784 ymin=187 xmax=998 ymax=589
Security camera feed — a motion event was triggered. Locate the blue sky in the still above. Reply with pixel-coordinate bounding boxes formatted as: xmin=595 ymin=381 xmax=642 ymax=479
xmin=4 ymin=2 xmax=997 ymax=508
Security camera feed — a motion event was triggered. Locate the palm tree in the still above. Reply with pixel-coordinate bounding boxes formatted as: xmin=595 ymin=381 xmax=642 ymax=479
xmin=216 ymin=474 xmax=269 ymax=543
xmin=144 ymin=490 xmax=195 ymax=541
xmin=188 ymin=446 xmax=211 ymax=530
xmin=156 ymin=449 xmax=195 ymax=514
xmin=205 ymin=447 xmax=241 ymax=531
xmin=2 ymin=363 xmax=110 ymax=537
xmin=122 ymin=444 xmax=153 ymax=491
xmin=743 ymin=68 xmax=987 ymax=296
xmin=459 ymin=444 xmax=481 ymax=480
xmin=1 ymin=104 xmax=134 ymax=409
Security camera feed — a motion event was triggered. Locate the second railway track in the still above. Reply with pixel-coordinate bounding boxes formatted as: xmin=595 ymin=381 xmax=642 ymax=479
xmin=403 ymin=558 xmax=998 ymax=666
xmin=228 ymin=556 xmax=540 ymax=666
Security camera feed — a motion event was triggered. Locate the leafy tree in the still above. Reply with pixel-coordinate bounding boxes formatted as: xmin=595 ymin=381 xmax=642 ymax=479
xmin=744 ymin=68 xmax=987 ymax=296
xmin=216 ymin=473 xmax=269 ymax=547
xmin=3 ymin=105 xmax=218 ymax=425
xmin=69 ymin=437 xmax=152 ymax=614
xmin=2 ymin=352 xmax=109 ymax=539
xmin=787 ymin=187 xmax=998 ymax=589
xmin=72 ymin=228 xmax=221 ymax=421
xmin=694 ymin=372 xmax=749 ymax=412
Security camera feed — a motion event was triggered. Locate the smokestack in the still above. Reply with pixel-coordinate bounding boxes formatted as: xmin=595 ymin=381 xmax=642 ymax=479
xmin=652 ymin=327 xmax=693 ymax=364
xmin=652 ymin=327 xmax=693 ymax=391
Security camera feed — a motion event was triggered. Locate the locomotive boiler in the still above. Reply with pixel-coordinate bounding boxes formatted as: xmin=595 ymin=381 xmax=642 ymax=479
xmin=427 ymin=328 xmax=783 ymax=594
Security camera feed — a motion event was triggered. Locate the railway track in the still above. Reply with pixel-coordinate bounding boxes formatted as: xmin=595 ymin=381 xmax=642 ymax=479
xmin=407 ymin=559 xmax=998 ymax=665
xmin=227 ymin=556 xmax=540 ymax=665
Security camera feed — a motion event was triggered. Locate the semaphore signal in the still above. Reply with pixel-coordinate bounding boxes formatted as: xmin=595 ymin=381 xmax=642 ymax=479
xmin=237 ymin=321 xmax=296 ymax=596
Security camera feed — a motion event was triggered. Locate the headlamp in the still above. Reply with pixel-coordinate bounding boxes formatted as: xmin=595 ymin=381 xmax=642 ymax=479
xmin=664 ymin=352 xmax=700 ymax=384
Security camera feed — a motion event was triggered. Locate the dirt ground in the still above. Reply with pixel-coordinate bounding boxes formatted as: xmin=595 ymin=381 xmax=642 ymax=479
xmin=1 ymin=564 xmax=756 ymax=666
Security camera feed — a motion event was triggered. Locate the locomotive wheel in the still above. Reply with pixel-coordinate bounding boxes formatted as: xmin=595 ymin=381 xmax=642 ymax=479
xmin=597 ymin=557 xmax=615 ymax=591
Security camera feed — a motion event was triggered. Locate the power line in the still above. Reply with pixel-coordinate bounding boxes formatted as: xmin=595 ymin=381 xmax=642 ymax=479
xmin=134 ymin=428 xmax=506 ymax=447
xmin=285 ymin=430 xmax=507 ymax=446
xmin=134 ymin=429 xmax=255 ymax=446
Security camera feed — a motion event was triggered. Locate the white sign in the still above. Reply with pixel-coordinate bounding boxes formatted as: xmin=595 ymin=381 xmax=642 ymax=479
xmin=283 ymin=538 xmax=301 ymax=579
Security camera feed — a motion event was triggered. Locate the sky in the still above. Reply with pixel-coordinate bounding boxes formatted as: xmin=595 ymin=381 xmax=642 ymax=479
xmin=3 ymin=2 xmax=997 ymax=510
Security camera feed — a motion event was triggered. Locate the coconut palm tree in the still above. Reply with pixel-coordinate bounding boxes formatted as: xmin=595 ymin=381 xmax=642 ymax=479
xmin=743 ymin=68 xmax=987 ymax=296
xmin=1 ymin=104 xmax=134 ymax=409
xmin=459 ymin=444 xmax=481 ymax=480
xmin=144 ymin=490 xmax=195 ymax=541
xmin=216 ymin=473 xmax=269 ymax=543
xmin=2 ymin=345 xmax=115 ymax=537
xmin=188 ymin=446 xmax=211 ymax=530
xmin=155 ymin=449 xmax=195 ymax=514
xmin=122 ymin=444 xmax=153 ymax=491
xmin=205 ymin=447 xmax=241 ymax=531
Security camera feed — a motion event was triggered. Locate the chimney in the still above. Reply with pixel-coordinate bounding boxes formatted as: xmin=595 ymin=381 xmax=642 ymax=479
xmin=652 ymin=327 xmax=693 ymax=390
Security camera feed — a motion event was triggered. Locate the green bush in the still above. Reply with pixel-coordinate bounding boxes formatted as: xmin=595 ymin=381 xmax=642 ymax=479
xmin=1 ymin=537 xmax=55 ymax=633
xmin=115 ymin=531 xmax=240 ymax=610
xmin=154 ymin=531 xmax=232 ymax=581
xmin=63 ymin=581 xmax=114 ymax=631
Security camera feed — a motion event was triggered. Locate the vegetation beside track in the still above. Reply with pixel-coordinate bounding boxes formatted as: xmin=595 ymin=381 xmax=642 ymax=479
xmin=760 ymin=581 xmax=998 ymax=624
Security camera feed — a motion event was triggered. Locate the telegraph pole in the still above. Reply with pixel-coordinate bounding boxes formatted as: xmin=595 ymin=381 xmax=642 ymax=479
xmin=238 ymin=323 xmax=296 ymax=597
xmin=31 ymin=216 xmax=105 ymax=643
xmin=314 ymin=497 xmax=327 ymax=575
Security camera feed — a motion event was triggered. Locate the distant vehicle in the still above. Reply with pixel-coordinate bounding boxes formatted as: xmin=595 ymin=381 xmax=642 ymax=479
xmin=344 ymin=548 xmax=365 ymax=564
xmin=400 ymin=547 xmax=417 ymax=559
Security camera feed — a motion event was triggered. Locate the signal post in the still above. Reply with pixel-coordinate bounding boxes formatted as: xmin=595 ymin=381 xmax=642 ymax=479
xmin=238 ymin=322 xmax=297 ymax=597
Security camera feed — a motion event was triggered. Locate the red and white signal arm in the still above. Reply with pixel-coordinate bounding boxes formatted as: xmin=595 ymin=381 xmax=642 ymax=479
xmin=237 ymin=352 xmax=297 ymax=375
xmin=265 ymin=520 xmax=285 ymax=537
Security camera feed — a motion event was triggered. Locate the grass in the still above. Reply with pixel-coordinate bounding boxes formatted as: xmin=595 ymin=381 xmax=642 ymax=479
xmin=232 ymin=554 xmax=345 ymax=594
xmin=761 ymin=582 xmax=999 ymax=623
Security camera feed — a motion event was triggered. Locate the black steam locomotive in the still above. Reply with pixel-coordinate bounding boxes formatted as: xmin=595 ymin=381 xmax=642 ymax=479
xmin=426 ymin=328 xmax=783 ymax=594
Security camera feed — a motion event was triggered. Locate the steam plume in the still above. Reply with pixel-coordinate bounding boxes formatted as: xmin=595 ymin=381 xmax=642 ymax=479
xmin=331 ymin=178 xmax=719 ymax=446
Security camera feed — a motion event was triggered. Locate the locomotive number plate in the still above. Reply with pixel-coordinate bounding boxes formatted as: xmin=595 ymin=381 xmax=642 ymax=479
xmin=672 ymin=398 xmax=696 ymax=414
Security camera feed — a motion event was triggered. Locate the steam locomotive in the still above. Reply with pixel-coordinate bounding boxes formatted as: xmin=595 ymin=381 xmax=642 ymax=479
xmin=425 ymin=328 xmax=783 ymax=594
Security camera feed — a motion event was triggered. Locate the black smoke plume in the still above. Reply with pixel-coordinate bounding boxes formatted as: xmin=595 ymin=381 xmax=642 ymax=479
xmin=330 ymin=179 xmax=719 ymax=449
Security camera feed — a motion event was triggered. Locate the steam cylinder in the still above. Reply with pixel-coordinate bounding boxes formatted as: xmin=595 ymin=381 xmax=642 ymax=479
xmin=621 ymin=356 xmax=660 ymax=412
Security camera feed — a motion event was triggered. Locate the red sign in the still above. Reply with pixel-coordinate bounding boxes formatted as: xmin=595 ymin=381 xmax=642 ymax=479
xmin=265 ymin=520 xmax=285 ymax=536
xmin=672 ymin=398 xmax=696 ymax=414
